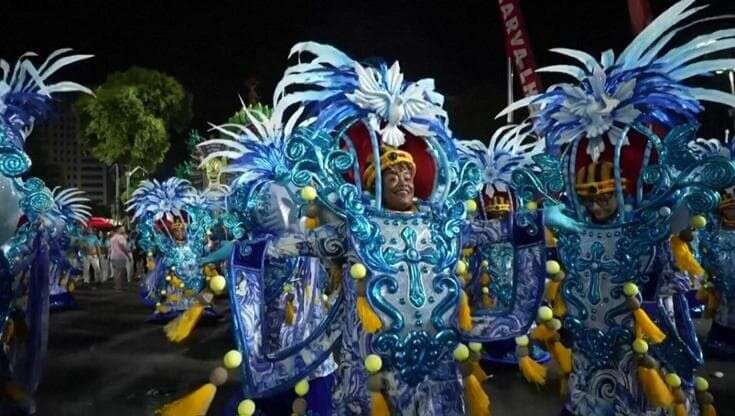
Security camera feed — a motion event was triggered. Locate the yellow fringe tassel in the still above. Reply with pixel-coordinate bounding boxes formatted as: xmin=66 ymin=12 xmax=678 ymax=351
xmin=459 ymin=291 xmax=473 ymax=331
xmin=482 ymin=294 xmax=493 ymax=308
xmin=632 ymin=308 xmax=666 ymax=344
xmin=531 ymin=325 xmax=556 ymax=344
xmin=519 ymin=356 xmax=547 ymax=385
xmin=559 ymin=376 xmax=569 ymax=396
xmin=674 ymin=403 xmax=687 ymax=416
xmin=472 ymin=361 xmax=489 ymax=382
xmin=697 ymin=288 xmax=720 ymax=319
xmin=357 ymin=296 xmax=383 ymax=333
xmin=702 ymin=404 xmax=717 ymax=416
xmin=637 ymin=367 xmax=674 ymax=408
xmin=550 ymin=341 xmax=573 ymax=374
xmin=671 ymin=235 xmax=705 ymax=278
xmin=285 ymin=300 xmax=296 ymax=326
xmin=164 ymin=303 xmax=204 ymax=343
xmin=370 ymin=391 xmax=391 ymax=416
xmin=546 ymin=280 xmax=560 ymax=301
xmin=157 ymin=383 xmax=216 ymax=416
xmin=464 ymin=374 xmax=491 ymax=416
xmin=552 ymin=296 xmax=567 ymax=317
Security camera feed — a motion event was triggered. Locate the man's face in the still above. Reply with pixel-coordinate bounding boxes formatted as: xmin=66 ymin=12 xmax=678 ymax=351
xmin=172 ymin=222 xmax=187 ymax=241
xmin=486 ymin=210 xmax=509 ymax=221
xmin=381 ymin=163 xmax=415 ymax=212
xmin=580 ymin=193 xmax=618 ymax=223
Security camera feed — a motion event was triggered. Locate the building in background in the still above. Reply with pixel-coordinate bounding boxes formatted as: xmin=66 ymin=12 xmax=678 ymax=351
xmin=31 ymin=98 xmax=112 ymax=212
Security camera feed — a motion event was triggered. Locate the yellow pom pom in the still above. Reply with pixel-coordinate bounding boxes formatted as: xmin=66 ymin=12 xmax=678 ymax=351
xmin=480 ymin=260 xmax=489 ymax=268
xmin=546 ymin=260 xmax=561 ymax=275
xmin=623 ymin=282 xmax=639 ymax=297
xmin=465 ymin=199 xmax=477 ymax=213
xmin=294 ymin=379 xmax=309 ymax=396
xmin=481 ymin=286 xmax=490 ymax=294
xmin=526 ymin=201 xmax=538 ymax=211
xmin=350 ymin=263 xmax=367 ymax=280
xmin=160 ymin=290 xmax=167 ymax=296
xmin=237 ymin=399 xmax=256 ymax=416
xmin=632 ymin=338 xmax=649 ymax=354
xmin=468 ymin=342 xmax=483 ymax=353
xmin=364 ymin=354 xmax=383 ymax=374
xmin=453 ymin=343 xmax=470 ymax=361
xmin=537 ymin=306 xmax=553 ymax=322
xmin=694 ymin=376 xmax=709 ymax=392
xmin=690 ymin=215 xmax=707 ymax=230
xmin=515 ymin=335 xmax=529 ymax=347
xmin=665 ymin=373 xmax=681 ymax=388
xmin=223 ymin=350 xmax=242 ymax=369
xmin=456 ymin=260 xmax=468 ymax=275
xmin=165 ymin=275 xmax=172 ymax=282
xmin=300 ymin=186 xmax=317 ymax=202
xmin=209 ymin=275 xmax=226 ymax=293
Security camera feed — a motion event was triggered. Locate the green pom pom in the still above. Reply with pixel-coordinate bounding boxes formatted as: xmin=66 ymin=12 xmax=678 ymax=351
xmin=238 ymin=399 xmax=256 ymax=416
xmin=294 ymin=379 xmax=310 ymax=396
xmin=515 ymin=335 xmax=529 ymax=347
xmin=453 ymin=343 xmax=470 ymax=361
xmin=623 ymin=282 xmax=639 ymax=297
xmin=537 ymin=306 xmax=553 ymax=322
xmin=224 ymin=350 xmax=242 ymax=369
xmin=632 ymin=339 xmax=648 ymax=354
xmin=546 ymin=260 xmax=561 ymax=275
xmin=694 ymin=376 xmax=709 ymax=392
xmin=665 ymin=373 xmax=681 ymax=388
xmin=300 ymin=186 xmax=317 ymax=201
xmin=468 ymin=342 xmax=483 ymax=353
xmin=364 ymin=354 xmax=383 ymax=373
xmin=456 ymin=260 xmax=468 ymax=275
xmin=350 ymin=263 xmax=367 ymax=279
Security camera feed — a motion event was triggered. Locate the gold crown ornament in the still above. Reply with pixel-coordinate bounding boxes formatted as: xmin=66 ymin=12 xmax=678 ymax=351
xmin=575 ymin=161 xmax=628 ymax=197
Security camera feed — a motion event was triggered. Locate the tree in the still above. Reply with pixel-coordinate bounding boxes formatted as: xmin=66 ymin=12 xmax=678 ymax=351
xmin=76 ymin=67 xmax=192 ymax=173
xmin=173 ymin=129 xmax=206 ymax=181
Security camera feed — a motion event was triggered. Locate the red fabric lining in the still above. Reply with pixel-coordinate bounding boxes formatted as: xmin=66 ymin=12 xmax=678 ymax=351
xmin=343 ymin=122 xmax=436 ymax=199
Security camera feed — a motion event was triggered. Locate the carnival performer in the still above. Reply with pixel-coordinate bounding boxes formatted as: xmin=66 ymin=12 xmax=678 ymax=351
xmin=127 ymin=178 xmax=223 ymax=341
xmin=500 ymin=1 xmax=733 ymax=414
xmin=457 ymin=124 xmax=552 ymax=369
xmin=697 ymin=137 xmax=735 ymax=360
xmin=48 ymin=188 xmax=91 ymax=312
xmin=0 ymin=49 xmax=92 ymax=414
xmin=156 ymin=42 xmax=547 ymax=416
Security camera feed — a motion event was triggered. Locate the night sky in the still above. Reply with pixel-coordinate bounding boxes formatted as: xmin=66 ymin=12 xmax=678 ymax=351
xmin=4 ymin=0 xmax=735 ymax=176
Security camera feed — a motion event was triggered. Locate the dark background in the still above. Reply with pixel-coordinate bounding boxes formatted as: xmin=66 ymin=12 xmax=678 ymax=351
xmin=3 ymin=0 xmax=735 ymax=177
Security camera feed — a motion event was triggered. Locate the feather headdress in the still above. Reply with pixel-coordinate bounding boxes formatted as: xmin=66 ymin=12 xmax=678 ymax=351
xmin=272 ymin=42 xmax=448 ymax=147
xmin=126 ymin=178 xmax=196 ymax=223
xmin=498 ymin=0 xmax=735 ymax=162
xmin=1 ymin=49 xmax=93 ymax=149
xmin=49 ymin=187 xmax=91 ymax=224
xmin=199 ymin=104 xmax=307 ymax=190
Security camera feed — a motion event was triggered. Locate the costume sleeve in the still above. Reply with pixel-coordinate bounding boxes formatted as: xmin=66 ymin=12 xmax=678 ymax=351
xmin=266 ymin=222 xmax=347 ymax=260
xmin=653 ymin=238 xmax=692 ymax=298
xmin=463 ymin=218 xmax=511 ymax=248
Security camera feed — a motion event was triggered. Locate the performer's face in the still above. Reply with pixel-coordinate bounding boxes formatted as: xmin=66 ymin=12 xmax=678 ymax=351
xmin=172 ymin=223 xmax=186 ymax=241
xmin=580 ymin=193 xmax=618 ymax=223
xmin=382 ymin=163 xmax=415 ymax=212
xmin=487 ymin=210 xmax=509 ymax=220
xmin=721 ymin=205 xmax=735 ymax=228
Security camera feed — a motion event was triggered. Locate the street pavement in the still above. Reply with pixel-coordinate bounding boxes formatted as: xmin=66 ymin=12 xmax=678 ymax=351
xmin=36 ymin=282 xmax=735 ymax=415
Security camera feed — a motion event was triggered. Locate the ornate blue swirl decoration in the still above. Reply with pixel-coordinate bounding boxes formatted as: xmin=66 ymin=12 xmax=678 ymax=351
xmin=373 ymin=328 xmax=457 ymax=386
xmin=19 ymin=178 xmax=54 ymax=217
xmin=0 ymin=144 xmax=32 ymax=178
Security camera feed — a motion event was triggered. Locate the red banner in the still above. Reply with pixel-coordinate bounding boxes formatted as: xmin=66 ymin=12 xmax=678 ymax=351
xmin=498 ymin=0 xmax=542 ymax=97
xmin=627 ymin=0 xmax=653 ymax=35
